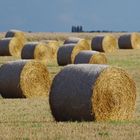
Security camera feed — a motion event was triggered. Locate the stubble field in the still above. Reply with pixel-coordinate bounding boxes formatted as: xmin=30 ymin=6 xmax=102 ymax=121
xmin=0 ymin=32 xmax=140 ymax=140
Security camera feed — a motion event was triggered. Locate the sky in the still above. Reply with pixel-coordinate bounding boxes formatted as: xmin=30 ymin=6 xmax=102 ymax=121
xmin=0 ymin=0 xmax=140 ymax=32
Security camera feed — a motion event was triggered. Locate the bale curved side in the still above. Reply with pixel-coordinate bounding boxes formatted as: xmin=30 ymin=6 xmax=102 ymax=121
xmin=118 ymin=33 xmax=140 ymax=49
xmin=21 ymin=42 xmax=38 ymax=59
xmin=49 ymin=64 xmax=136 ymax=121
xmin=74 ymin=50 xmax=107 ymax=64
xmin=57 ymin=44 xmax=75 ymax=66
xmin=0 ymin=60 xmax=51 ymax=98
xmin=91 ymin=35 xmax=118 ymax=52
xmin=0 ymin=37 xmax=23 ymax=57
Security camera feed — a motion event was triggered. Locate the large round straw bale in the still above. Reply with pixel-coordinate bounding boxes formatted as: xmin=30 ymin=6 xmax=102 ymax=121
xmin=0 ymin=37 xmax=23 ymax=57
xmin=118 ymin=32 xmax=140 ymax=49
xmin=57 ymin=43 xmax=90 ymax=66
xmin=74 ymin=50 xmax=107 ymax=64
xmin=0 ymin=60 xmax=51 ymax=98
xmin=91 ymin=35 xmax=118 ymax=53
xmin=21 ymin=42 xmax=53 ymax=62
xmin=41 ymin=40 xmax=59 ymax=57
xmin=49 ymin=64 xmax=136 ymax=121
xmin=5 ymin=29 xmax=26 ymax=45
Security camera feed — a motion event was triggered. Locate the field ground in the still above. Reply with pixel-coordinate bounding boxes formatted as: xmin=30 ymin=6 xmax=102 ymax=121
xmin=0 ymin=33 xmax=140 ymax=139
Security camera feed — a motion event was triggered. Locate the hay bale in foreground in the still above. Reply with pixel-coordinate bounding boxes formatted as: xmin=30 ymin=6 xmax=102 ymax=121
xmin=118 ymin=33 xmax=140 ymax=49
xmin=21 ymin=42 xmax=53 ymax=63
xmin=49 ymin=64 xmax=136 ymax=121
xmin=0 ymin=37 xmax=23 ymax=57
xmin=91 ymin=35 xmax=118 ymax=53
xmin=57 ymin=42 xmax=90 ymax=66
xmin=41 ymin=40 xmax=59 ymax=57
xmin=0 ymin=60 xmax=51 ymax=98
xmin=74 ymin=50 xmax=107 ymax=64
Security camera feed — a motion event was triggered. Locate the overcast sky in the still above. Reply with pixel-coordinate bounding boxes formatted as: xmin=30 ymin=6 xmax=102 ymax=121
xmin=0 ymin=0 xmax=140 ymax=32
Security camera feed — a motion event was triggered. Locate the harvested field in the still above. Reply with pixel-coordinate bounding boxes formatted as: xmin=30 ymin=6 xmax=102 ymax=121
xmin=0 ymin=32 xmax=140 ymax=139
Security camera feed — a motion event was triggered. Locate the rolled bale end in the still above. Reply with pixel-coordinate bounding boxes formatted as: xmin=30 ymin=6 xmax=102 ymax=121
xmin=118 ymin=32 xmax=140 ymax=49
xmin=74 ymin=50 xmax=107 ymax=64
xmin=92 ymin=67 xmax=136 ymax=121
xmin=21 ymin=42 xmax=53 ymax=64
xmin=0 ymin=37 xmax=23 ymax=57
xmin=41 ymin=40 xmax=59 ymax=58
xmin=91 ymin=35 xmax=118 ymax=53
xmin=57 ymin=42 xmax=90 ymax=66
xmin=0 ymin=60 xmax=51 ymax=98
xmin=49 ymin=64 xmax=136 ymax=122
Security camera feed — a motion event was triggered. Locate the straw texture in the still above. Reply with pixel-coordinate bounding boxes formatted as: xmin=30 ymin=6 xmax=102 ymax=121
xmin=41 ymin=40 xmax=59 ymax=57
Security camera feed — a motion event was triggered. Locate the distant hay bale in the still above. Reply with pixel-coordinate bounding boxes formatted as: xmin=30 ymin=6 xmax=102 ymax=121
xmin=0 ymin=60 xmax=51 ymax=98
xmin=64 ymin=37 xmax=90 ymax=49
xmin=118 ymin=33 xmax=140 ymax=49
xmin=0 ymin=37 xmax=23 ymax=57
xmin=21 ymin=42 xmax=53 ymax=63
xmin=91 ymin=35 xmax=118 ymax=53
xmin=74 ymin=50 xmax=107 ymax=64
xmin=5 ymin=29 xmax=26 ymax=45
xmin=41 ymin=40 xmax=59 ymax=57
xmin=49 ymin=64 xmax=136 ymax=121
xmin=57 ymin=42 xmax=90 ymax=66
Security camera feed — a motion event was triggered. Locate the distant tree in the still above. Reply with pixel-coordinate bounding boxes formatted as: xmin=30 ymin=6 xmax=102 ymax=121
xmin=79 ymin=26 xmax=83 ymax=32
xmin=72 ymin=26 xmax=75 ymax=32
xmin=76 ymin=26 xmax=80 ymax=32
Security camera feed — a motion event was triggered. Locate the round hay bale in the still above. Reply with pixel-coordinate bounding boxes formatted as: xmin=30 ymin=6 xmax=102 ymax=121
xmin=0 ymin=37 xmax=23 ymax=57
xmin=57 ymin=42 xmax=90 ymax=66
xmin=41 ymin=40 xmax=59 ymax=57
xmin=64 ymin=37 xmax=90 ymax=49
xmin=64 ymin=37 xmax=83 ymax=44
xmin=0 ymin=60 xmax=51 ymax=98
xmin=21 ymin=42 xmax=53 ymax=63
xmin=118 ymin=32 xmax=140 ymax=49
xmin=91 ymin=35 xmax=118 ymax=53
xmin=74 ymin=50 xmax=107 ymax=64
xmin=5 ymin=29 xmax=26 ymax=45
xmin=49 ymin=64 xmax=136 ymax=121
